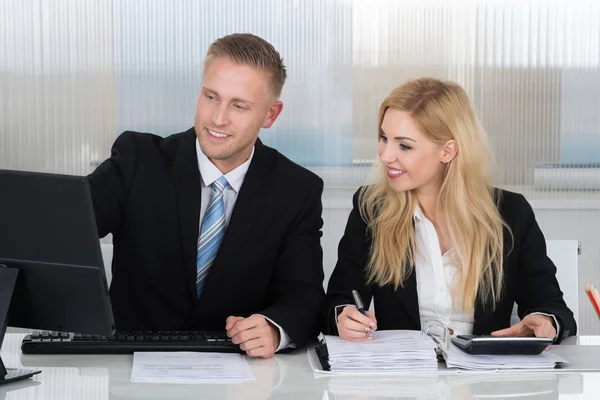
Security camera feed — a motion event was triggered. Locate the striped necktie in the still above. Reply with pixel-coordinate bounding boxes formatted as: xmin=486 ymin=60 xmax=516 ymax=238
xmin=196 ymin=176 xmax=229 ymax=297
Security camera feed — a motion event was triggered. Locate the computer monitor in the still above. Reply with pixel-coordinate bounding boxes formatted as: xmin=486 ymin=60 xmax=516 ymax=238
xmin=0 ymin=169 xmax=115 ymax=385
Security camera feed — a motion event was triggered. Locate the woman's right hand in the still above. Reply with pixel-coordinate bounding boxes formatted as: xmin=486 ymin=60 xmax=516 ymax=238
xmin=337 ymin=305 xmax=377 ymax=341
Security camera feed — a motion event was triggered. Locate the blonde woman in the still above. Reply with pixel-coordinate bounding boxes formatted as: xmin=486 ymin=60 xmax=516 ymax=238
xmin=323 ymin=78 xmax=576 ymax=343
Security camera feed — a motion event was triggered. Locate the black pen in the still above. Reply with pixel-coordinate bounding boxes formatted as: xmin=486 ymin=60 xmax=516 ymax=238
xmin=352 ymin=289 xmax=372 ymax=338
xmin=351 ymin=289 xmax=366 ymax=315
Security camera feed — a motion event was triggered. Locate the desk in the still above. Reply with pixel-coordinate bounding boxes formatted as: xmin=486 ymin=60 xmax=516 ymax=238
xmin=2 ymin=333 xmax=600 ymax=399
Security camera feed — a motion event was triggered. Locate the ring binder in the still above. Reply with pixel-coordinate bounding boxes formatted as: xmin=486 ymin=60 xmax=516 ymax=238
xmin=312 ymin=327 xmax=568 ymax=374
xmin=315 ymin=330 xmax=439 ymax=373
xmin=421 ymin=318 xmax=451 ymax=353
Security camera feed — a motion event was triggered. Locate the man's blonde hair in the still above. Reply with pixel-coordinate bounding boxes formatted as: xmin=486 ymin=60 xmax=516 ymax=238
xmin=204 ymin=33 xmax=287 ymax=99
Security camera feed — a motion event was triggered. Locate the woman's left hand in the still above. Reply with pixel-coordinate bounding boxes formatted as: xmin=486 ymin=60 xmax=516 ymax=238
xmin=491 ymin=314 xmax=556 ymax=339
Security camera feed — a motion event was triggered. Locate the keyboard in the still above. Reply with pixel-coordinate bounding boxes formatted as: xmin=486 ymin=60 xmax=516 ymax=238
xmin=21 ymin=330 xmax=242 ymax=354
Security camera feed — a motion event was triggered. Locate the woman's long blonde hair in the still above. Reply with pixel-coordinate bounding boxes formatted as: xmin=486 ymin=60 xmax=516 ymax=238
xmin=360 ymin=77 xmax=510 ymax=314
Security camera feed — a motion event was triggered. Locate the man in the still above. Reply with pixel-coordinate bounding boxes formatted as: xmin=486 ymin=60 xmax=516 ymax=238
xmin=88 ymin=33 xmax=325 ymax=358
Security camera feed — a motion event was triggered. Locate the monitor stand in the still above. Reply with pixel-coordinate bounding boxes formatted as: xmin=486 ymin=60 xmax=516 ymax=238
xmin=0 ymin=267 xmax=41 ymax=385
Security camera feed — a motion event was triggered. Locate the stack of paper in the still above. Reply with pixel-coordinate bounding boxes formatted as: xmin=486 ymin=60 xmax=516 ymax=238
xmin=131 ymin=352 xmax=255 ymax=383
xmin=443 ymin=343 xmax=568 ymax=371
xmin=322 ymin=330 xmax=438 ymax=372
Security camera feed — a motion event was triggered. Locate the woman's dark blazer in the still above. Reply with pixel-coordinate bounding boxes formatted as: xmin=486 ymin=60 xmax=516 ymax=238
xmin=322 ymin=188 xmax=576 ymax=343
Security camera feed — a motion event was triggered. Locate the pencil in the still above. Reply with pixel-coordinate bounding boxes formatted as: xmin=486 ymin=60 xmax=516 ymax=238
xmin=585 ymin=284 xmax=600 ymax=320
xmin=591 ymin=284 xmax=600 ymax=315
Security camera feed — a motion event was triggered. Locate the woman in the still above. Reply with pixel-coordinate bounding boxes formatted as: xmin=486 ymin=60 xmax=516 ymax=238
xmin=323 ymin=77 xmax=576 ymax=343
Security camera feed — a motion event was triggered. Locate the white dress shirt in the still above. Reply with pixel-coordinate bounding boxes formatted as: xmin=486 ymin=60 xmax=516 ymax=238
xmin=414 ymin=205 xmax=559 ymax=338
xmin=195 ymin=139 xmax=293 ymax=352
xmin=414 ymin=206 xmax=474 ymax=336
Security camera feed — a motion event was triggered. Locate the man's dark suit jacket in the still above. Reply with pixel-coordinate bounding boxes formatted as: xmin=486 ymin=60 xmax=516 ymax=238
xmin=87 ymin=128 xmax=325 ymax=348
xmin=322 ymin=188 xmax=576 ymax=343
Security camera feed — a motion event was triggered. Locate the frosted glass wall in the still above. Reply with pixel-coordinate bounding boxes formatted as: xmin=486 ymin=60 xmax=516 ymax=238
xmin=2 ymin=0 xmax=600 ymax=333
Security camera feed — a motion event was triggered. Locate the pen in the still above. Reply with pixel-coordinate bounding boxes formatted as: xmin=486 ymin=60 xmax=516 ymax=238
xmin=351 ymin=289 xmax=366 ymax=315
xmin=352 ymin=289 xmax=372 ymax=338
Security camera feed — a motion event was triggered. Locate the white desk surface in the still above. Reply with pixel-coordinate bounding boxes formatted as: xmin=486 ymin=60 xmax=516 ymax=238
xmin=2 ymin=333 xmax=600 ymax=400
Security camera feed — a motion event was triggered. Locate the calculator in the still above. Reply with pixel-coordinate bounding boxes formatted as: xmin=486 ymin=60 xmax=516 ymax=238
xmin=450 ymin=335 xmax=553 ymax=355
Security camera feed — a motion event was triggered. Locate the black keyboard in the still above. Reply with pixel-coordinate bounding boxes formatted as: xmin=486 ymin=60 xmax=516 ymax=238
xmin=21 ymin=330 xmax=242 ymax=354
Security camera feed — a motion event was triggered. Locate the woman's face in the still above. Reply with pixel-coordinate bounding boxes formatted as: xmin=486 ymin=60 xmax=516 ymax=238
xmin=378 ymin=109 xmax=450 ymax=196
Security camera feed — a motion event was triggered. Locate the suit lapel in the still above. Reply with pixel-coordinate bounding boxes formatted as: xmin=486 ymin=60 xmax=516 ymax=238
xmin=393 ymin=214 xmax=502 ymax=333
xmin=171 ymin=128 xmax=202 ymax=304
xmin=395 ymin=266 xmax=421 ymax=329
xmin=472 ymin=301 xmax=488 ymax=334
xmin=395 ymin=218 xmax=421 ymax=329
xmin=472 ymin=280 xmax=504 ymax=334
xmin=199 ymin=139 xmax=271 ymax=302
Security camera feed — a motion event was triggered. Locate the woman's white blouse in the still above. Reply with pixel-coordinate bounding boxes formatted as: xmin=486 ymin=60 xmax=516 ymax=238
xmin=414 ymin=206 xmax=474 ymax=336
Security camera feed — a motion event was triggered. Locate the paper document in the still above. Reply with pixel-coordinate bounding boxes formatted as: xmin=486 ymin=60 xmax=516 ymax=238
xmin=442 ymin=343 xmax=568 ymax=371
xmin=322 ymin=330 xmax=439 ymax=372
xmin=131 ymin=352 xmax=255 ymax=383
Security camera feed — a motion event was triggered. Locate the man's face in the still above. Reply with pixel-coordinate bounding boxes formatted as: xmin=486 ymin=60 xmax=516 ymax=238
xmin=194 ymin=57 xmax=283 ymax=173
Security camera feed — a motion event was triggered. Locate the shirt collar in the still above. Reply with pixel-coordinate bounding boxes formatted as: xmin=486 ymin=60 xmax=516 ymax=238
xmin=413 ymin=204 xmax=426 ymax=222
xmin=195 ymin=138 xmax=254 ymax=193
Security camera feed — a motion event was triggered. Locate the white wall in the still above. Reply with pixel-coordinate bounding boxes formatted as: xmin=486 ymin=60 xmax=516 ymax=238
xmin=534 ymin=209 xmax=600 ymax=335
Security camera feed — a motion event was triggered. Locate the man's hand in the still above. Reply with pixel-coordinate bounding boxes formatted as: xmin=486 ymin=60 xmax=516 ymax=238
xmin=492 ymin=314 xmax=557 ymax=340
xmin=226 ymin=315 xmax=281 ymax=358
